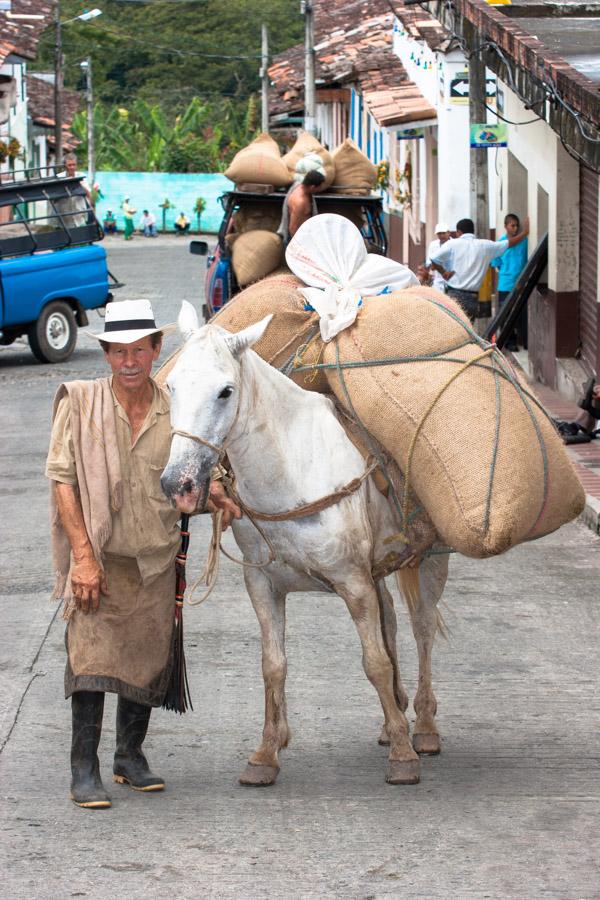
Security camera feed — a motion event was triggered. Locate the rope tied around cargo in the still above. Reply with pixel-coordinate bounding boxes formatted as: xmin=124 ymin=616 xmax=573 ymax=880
xmin=306 ymin=297 xmax=555 ymax=545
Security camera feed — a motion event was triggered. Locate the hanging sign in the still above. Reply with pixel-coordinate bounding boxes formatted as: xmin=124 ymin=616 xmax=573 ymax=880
xmin=450 ymin=75 xmax=497 ymax=104
xmin=396 ymin=128 xmax=425 ymax=140
xmin=470 ymin=123 xmax=508 ymax=148
xmin=450 ymin=74 xmax=469 ymax=103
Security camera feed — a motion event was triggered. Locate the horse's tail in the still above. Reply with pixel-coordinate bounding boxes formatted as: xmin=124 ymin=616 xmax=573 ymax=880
xmin=394 ymin=563 xmax=448 ymax=639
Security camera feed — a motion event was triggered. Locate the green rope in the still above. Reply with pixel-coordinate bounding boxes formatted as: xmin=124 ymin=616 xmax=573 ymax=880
xmin=294 ymin=341 xmax=473 ymax=372
xmin=484 ymin=355 xmax=503 ymax=535
xmin=295 ymin=350 xmax=557 ymax=429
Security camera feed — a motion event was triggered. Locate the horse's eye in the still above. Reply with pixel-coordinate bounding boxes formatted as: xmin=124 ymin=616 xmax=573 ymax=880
xmin=218 ymin=386 xmax=233 ymax=399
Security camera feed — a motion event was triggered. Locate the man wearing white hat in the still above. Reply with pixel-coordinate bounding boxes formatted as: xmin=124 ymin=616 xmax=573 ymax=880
xmin=46 ymin=299 xmax=239 ymax=809
xmin=426 ymin=223 xmax=450 ymax=293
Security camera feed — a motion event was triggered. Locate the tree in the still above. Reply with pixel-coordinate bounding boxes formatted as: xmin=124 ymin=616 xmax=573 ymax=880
xmin=194 ymin=197 xmax=206 ymax=232
xmin=36 ymin=1 xmax=303 ymax=112
xmin=71 ymin=96 xmax=260 ymax=172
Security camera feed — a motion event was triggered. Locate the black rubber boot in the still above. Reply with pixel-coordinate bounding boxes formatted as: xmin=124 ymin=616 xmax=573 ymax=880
xmin=70 ymin=691 xmax=111 ymax=809
xmin=113 ymin=697 xmax=165 ymax=792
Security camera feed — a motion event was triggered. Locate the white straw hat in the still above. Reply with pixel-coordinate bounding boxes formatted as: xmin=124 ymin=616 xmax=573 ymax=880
xmin=87 ymin=298 xmax=176 ymax=344
xmin=434 ymin=222 xmax=450 ymax=234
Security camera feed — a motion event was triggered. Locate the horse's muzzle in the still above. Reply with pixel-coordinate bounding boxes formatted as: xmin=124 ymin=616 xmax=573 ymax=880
xmin=161 ymin=468 xmax=211 ymax=514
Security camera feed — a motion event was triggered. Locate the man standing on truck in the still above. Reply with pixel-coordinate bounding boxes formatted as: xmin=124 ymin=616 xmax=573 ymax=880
xmin=46 ymin=299 xmax=240 ymax=809
xmin=277 ymin=170 xmax=326 ymax=246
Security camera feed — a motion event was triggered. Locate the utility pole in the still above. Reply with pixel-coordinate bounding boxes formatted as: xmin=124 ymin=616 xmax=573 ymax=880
xmin=54 ymin=1 xmax=63 ymax=168
xmin=469 ymin=55 xmax=489 ymax=237
xmin=301 ymin=0 xmax=316 ymax=135
xmin=260 ymin=24 xmax=269 ymax=133
xmin=84 ymin=57 xmax=95 ymax=187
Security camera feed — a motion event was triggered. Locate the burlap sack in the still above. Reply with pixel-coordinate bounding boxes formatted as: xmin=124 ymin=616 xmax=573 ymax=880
xmin=227 ymin=230 xmax=284 ymax=287
xmin=283 ymin=132 xmax=335 ymax=189
xmin=153 ymin=270 xmax=319 ymax=390
xmin=337 ymin=405 xmax=437 ymax=575
xmin=331 ymin=139 xmax=378 ymax=195
xmin=321 ymin=286 xmax=585 ymax=558
xmin=225 ymin=133 xmax=292 ymax=188
xmin=233 ymin=202 xmax=282 ymax=234
xmin=212 ymin=272 xmax=328 ymax=393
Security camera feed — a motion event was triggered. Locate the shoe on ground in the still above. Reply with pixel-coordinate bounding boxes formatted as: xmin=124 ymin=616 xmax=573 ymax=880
xmin=554 ymin=420 xmax=592 ymax=444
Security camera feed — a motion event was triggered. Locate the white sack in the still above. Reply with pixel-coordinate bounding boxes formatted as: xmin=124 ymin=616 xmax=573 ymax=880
xmin=293 ymin=151 xmax=326 ymax=183
xmin=285 ymin=213 xmax=419 ymax=342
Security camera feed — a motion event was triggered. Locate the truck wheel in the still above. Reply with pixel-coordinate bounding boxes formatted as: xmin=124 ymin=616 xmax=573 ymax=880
xmin=28 ymin=301 xmax=77 ymax=363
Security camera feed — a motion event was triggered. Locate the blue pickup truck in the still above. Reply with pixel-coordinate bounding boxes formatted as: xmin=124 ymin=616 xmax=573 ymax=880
xmin=0 ymin=168 xmax=119 ymax=363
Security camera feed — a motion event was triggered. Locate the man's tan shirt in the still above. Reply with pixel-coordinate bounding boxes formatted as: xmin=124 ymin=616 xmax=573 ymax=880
xmin=46 ymin=378 xmax=180 ymax=583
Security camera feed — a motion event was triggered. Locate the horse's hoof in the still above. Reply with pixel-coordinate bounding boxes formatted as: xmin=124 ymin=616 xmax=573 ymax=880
xmin=378 ymin=725 xmax=390 ymax=746
xmin=238 ymin=763 xmax=280 ymax=787
xmin=413 ymin=732 xmax=441 ymax=755
xmin=385 ymin=758 xmax=420 ymax=785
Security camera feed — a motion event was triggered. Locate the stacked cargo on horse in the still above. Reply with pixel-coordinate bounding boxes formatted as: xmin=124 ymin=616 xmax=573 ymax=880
xmin=175 ymin=214 xmax=585 ymax=559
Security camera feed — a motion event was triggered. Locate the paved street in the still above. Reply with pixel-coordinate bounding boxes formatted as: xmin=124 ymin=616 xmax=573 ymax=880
xmin=1 ymin=237 xmax=599 ymax=899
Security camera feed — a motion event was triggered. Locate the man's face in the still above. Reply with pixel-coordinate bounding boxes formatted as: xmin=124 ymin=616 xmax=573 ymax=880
xmin=505 ymin=218 xmax=519 ymax=237
xmin=436 ymin=231 xmax=449 ymax=244
xmin=104 ymin=336 xmax=161 ymax=393
xmin=65 ymin=158 xmax=77 ymax=176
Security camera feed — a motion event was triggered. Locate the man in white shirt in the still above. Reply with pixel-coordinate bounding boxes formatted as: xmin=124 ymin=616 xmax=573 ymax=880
xmin=56 ymin=153 xmax=92 ymax=228
xmin=426 ymin=223 xmax=450 ymax=293
xmin=431 ymin=217 xmax=529 ymax=321
xmin=139 ymin=209 xmax=157 ymax=237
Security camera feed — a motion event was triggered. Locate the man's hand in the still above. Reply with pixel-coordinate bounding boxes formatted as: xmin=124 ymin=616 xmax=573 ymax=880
xmin=442 ymin=270 xmax=454 ymax=281
xmin=71 ymin=553 xmax=109 ymax=614
xmin=207 ymin=480 xmax=242 ymax=530
xmin=523 ymin=216 xmax=530 ymax=235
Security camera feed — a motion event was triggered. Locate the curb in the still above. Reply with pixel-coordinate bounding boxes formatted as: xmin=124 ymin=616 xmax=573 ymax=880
xmin=580 ymin=495 xmax=600 ymax=536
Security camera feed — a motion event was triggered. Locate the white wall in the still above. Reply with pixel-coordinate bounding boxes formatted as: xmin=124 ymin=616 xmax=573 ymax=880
xmin=392 ymin=21 xmax=472 ymax=234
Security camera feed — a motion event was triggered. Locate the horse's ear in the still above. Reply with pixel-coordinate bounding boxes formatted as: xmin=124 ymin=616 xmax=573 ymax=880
xmin=225 ymin=314 xmax=273 ymax=358
xmin=178 ymin=301 xmax=200 ymax=341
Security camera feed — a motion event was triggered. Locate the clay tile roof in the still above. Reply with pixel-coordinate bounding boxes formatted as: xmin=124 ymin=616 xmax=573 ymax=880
xmin=27 ymin=72 xmax=82 ymax=128
xmin=0 ymin=0 xmax=56 ymax=65
xmin=268 ymin=0 xmax=409 ymax=118
xmin=362 ymin=84 xmax=437 ymax=127
xmin=388 ymin=1 xmax=452 ymax=51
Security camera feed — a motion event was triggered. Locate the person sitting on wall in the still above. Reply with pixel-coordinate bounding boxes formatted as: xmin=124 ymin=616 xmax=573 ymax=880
xmin=174 ymin=212 xmax=190 ymax=235
xmin=139 ymin=210 xmax=157 ymax=238
xmin=103 ymin=210 xmax=117 ymax=234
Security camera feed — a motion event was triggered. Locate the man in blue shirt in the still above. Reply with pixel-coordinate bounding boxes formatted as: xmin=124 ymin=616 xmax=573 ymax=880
xmin=492 ymin=213 xmax=529 ymax=350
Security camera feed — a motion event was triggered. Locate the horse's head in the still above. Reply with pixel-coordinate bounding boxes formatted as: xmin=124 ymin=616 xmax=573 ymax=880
xmin=160 ymin=301 xmax=272 ymax=513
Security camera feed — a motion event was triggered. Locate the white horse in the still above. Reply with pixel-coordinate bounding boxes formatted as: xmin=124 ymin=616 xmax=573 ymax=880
xmin=161 ymin=302 xmax=449 ymax=786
